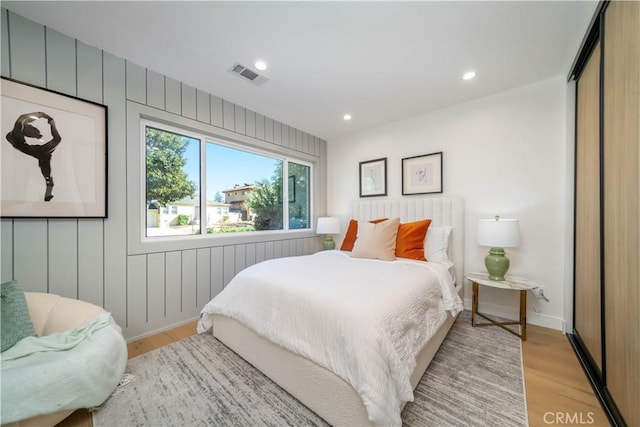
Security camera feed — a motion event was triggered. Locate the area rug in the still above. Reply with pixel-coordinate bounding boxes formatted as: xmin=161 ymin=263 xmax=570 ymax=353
xmin=93 ymin=311 xmax=527 ymax=426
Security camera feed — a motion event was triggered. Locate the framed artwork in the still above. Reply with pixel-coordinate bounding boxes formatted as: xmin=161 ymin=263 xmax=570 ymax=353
xmin=402 ymin=152 xmax=443 ymax=195
xmin=359 ymin=157 xmax=387 ymax=197
xmin=1 ymin=77 xmax=107 ymax=218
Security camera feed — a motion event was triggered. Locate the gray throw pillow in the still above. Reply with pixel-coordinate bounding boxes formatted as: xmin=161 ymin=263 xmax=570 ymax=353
xmin=1 ymin=280 xmax=37 ymax=352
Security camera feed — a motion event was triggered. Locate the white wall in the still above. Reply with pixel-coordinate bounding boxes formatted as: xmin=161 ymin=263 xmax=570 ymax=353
xmin=327 ymin=76 xmax=570 ymax=330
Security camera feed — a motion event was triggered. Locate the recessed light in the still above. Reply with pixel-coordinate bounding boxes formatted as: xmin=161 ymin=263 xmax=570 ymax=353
xmin=463 ymin=71 xmax=476 ymax=80
xmin=343 ymin=114 xmax=352 ymax=121
xmin=255 ymin=61 xmax=267 ymax=71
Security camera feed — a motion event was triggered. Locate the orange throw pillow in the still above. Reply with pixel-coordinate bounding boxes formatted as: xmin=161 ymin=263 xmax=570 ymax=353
xmin=340 ymin=218 xmax=388 ymax=251
xmin=395 ymin=219 xmax=432 ymax=260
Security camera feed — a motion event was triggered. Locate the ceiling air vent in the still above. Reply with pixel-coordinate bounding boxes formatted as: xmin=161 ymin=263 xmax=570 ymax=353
xmin=229 ymin=63 xmax=269 ymax=86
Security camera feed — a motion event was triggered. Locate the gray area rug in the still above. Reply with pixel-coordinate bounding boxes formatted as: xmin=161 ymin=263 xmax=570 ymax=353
xmin=93 ymin=311 xmax=526 ymax=427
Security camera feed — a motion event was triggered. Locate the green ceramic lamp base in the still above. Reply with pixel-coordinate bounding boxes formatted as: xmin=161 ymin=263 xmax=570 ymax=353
xmin=323 ymin=235 xmax=335 ymax=250
xmin=485 ymin=247 xmax=510 ymax=281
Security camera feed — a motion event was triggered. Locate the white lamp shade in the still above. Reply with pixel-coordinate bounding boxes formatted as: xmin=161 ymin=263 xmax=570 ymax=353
xmin=477 ymin=217 xmax=520 ymax=247
xmin=317 ymin=217 xmax=341 ymax=234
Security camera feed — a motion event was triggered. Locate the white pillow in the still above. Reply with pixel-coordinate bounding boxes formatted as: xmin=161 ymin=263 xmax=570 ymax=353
xmin=351 ymin=218 xmax=400 ymax=261
xmin=424 ymin=226 xmax=452 ymax=262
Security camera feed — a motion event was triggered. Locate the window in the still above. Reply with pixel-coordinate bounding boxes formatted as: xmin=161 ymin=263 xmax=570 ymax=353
xmin=145 ymin=126 xmax=200 ymax=237
xmin=143 ymin=120 xmax=312 ymax=239
xmin=288 ymin=162 xmax=311 ymax=229
xmin=206 ymin=141 xmax=283 ymax=232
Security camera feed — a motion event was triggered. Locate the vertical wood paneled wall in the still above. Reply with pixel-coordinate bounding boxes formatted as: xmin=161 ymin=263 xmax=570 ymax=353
xmin=0 ymin=10 xmax=326 ymax=340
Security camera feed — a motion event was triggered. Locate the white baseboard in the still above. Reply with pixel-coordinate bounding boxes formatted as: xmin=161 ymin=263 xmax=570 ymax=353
xmin=463 ymin=298 xmax=565 ymax=331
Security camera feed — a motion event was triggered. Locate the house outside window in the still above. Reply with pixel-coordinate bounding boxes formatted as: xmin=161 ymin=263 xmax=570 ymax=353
xmin=143 ymin=120 xmax=312 ymax=238
xmin=145 ymin=125 xmax=200 ymax=236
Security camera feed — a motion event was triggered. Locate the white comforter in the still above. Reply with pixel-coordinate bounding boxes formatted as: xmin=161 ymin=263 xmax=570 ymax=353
xmin=198 ymin=250 xmax=463 ymax=426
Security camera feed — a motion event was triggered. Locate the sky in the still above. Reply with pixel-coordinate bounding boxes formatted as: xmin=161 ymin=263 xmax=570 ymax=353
xmin=183 ymin=139 xmax=280 ymax=201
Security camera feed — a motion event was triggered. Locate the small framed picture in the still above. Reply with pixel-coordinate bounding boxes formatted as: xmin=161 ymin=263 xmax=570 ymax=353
xmin=359 ymin=158 xmax=387 ymax=197
xmin=1 ymin=77 xmax=107 ymax=218
xmin=402 ymin=152 xmax=443 ymax=195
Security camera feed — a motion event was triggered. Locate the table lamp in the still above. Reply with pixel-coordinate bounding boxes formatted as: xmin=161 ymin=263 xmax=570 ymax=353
xmin=317 ymin=217 xmax=341 ymax=250
xmin=477 ymin=216 xmax=520 ymax=281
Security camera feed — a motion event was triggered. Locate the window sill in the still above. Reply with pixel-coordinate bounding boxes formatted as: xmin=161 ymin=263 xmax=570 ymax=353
xmin=129 ymin=228 xmax=319 ymax=255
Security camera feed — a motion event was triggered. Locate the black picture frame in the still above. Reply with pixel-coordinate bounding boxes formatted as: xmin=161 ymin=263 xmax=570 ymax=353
xmin=401 ymin=152 xmax=443 ymax=195
xmin=1 ymin=77 xmax=108 ymax=218
xmin=359 ymin=157 xmax=387 ymax=197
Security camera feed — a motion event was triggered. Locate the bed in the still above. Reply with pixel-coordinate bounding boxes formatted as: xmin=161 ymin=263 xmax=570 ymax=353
xmin=198 ymin=197 xmax=464 ymax=427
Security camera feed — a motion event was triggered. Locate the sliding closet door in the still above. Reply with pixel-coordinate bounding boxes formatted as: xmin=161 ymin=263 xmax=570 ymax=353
xmin=603 ymin=2 xmax=640 ymax=425
xmin=574 ymin=41 xmax=602 ymax=371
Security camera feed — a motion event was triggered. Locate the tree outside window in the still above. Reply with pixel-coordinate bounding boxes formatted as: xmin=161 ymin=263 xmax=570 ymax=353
xmin=144 ymin=121 xmax=312 ymax=238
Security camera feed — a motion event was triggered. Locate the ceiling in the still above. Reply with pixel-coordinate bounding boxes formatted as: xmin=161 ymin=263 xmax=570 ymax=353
xmin=3 ymin=1 xmax=597 ymax=141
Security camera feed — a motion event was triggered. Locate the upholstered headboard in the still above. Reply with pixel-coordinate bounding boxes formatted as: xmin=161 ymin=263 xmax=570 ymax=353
xmin=351 ymin=197 xmax=465 ymax=288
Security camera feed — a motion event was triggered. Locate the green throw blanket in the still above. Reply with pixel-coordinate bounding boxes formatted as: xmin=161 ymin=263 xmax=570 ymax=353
xmin=1 ymin=313 xmax=128 ymax=424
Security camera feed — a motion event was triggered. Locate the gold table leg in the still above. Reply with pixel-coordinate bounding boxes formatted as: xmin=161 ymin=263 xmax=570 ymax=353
xmin=520 ymin=289 xmax=527 ymax=341
xmin=472 ymin=281 xmax=478 ymax=327
xmin=470 ymin=281 xmax=528 ymax=341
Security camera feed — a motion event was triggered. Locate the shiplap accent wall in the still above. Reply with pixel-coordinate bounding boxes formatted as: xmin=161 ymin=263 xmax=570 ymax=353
xmin=0 ymin=10 xmax=327 ymax=340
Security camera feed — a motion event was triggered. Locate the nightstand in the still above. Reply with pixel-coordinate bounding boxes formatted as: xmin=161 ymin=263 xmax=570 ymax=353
xmin=465 ymin=272 xmax=540 ymax=341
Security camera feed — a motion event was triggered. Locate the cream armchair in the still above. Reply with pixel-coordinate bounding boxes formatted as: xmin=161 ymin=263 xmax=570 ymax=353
xmin=3 ymin=292 xmax=126 ymax=427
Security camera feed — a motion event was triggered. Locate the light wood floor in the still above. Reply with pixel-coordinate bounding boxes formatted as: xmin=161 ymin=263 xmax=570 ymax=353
xmin=59 ymin=322 xmax=609 ymax=427
xmin=523 ymin=325 xmax=608 ymax=426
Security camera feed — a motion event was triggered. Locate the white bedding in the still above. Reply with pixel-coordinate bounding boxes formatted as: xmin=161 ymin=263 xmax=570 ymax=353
xmin=198 ymin=250 xmax=463 ymax=427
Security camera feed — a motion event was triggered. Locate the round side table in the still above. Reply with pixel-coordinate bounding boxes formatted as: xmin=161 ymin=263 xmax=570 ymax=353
xmin=465 ymin=272 xmax=540 ymax=341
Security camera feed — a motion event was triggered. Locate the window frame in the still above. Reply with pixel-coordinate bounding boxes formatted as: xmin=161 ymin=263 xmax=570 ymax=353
xmin=127 ymin=103 xmax=321 ymax=256
xmin=202 ymin=134 xmax=314 ymax=236
xmin=142 ymin=118 xmax=314 ymax=239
